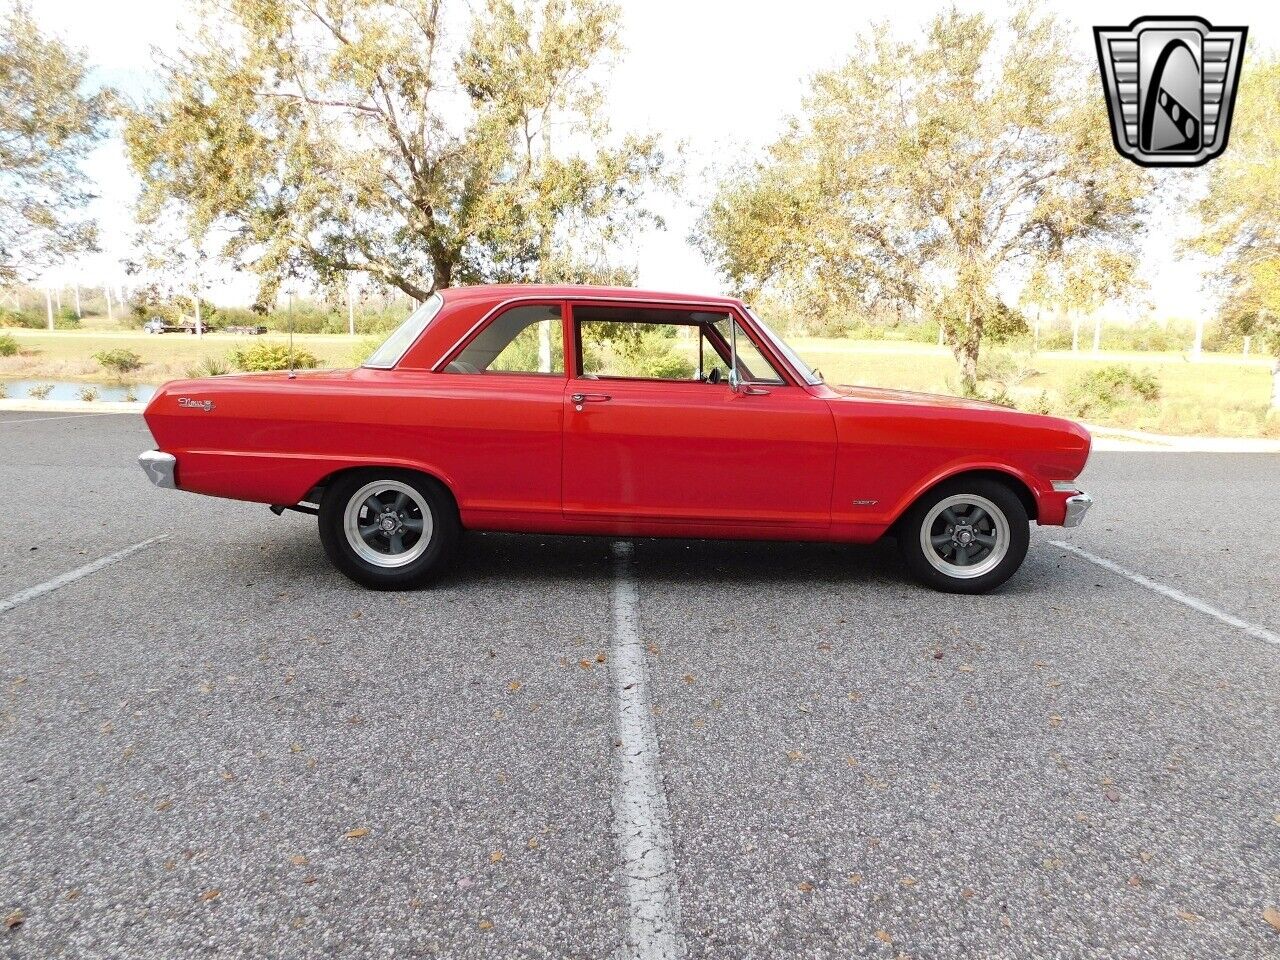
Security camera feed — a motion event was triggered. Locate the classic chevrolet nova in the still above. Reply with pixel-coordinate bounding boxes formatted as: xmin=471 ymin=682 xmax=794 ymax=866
xmin=139 ymin=284 xmax=1092 ymax=593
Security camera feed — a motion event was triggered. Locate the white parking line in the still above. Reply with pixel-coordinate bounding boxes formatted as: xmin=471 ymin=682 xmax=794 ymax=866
xmin=0 ymin=536 xmax=169 ymax=616
xmin=610 ymin=541 xmax=686 ymax=960
xmin=1051 ymin=540 xmax=1280 ymax=648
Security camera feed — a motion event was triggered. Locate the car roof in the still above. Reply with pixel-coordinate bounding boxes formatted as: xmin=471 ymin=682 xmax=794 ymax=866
xmin=438 ymin=283 xmax=742 ymax=307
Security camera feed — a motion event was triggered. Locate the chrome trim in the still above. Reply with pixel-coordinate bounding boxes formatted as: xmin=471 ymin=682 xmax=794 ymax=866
xmin=138 ymin=450 xmax=177 ymax=489
xmin=429 ymin=293 xmax=803 ymax=386
xmin=1063 ymin=491 xmax=1093 ymax=527
xmin=1052 ymin=480 xmax=1081 ymax=493
xmin=363 ymin=293 xmax=444 ymax=369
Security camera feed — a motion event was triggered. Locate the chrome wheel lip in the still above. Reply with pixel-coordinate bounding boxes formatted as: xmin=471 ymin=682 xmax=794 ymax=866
xmin=919 ymin=493 xmax=1010 ymax=580
xmin=343 ymin=480 xmax=433 ymax=569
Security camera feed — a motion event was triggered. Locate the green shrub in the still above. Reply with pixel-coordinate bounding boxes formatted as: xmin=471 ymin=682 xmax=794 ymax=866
xmin=0 ymin=381 xmax=7 ymax=398
xmin=123 ymin=386 xmax=138 ymax=403
xmin=93 ymin=348 xmax=144 ymax=378
xmin=185 ymin=355 xmax=232 ymax=378
xmin=77 ymin=386 xmax=99 ymax=402
xmin=228 ymin=341 xmax=320 ymax=372
xmin=1064 ymin=364 xmax=1160 ymax=418
xmin=27 ymin=383 xmax=54 ymax=399
xmin=0 ymin=308 xmax=43 ymax=329
xmin=349 ymin=337 xmax=383 ymax=366
xmin=0 ymin=332 xmax=18 ymax=356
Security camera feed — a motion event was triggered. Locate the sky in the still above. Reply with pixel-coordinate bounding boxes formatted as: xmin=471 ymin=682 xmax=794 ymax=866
xmin=26 ymin=0 xmax=1280 ymax=319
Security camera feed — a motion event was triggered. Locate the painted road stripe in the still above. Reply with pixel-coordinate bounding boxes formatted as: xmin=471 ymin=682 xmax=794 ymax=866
xmin=0 ymin=412 xmax=131 ymax=426
xmin=610 ymin=541 xmax=686 ymax=960
xmin=0 ymin=536 xmax=169 ymax=616
xmin=1051 ymin=540 xmax=1280 ymax=648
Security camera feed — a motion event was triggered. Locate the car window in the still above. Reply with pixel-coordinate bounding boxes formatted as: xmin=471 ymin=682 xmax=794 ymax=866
xmin=364 ymin=293 xmax=444 ymax=369
xmin=446 ymin=303 xmax=564 ymax=375
xmin=574 ymin=305 xmax=785 ymax=384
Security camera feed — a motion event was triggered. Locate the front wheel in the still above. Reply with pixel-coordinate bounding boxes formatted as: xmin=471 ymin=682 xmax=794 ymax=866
xmin=318 ymin=469 xmax=460 ymax=590
xmin=898 ymin=478 xmax=1029 ymax=594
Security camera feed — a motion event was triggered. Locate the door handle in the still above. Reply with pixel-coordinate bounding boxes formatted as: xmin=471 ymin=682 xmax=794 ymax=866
xmin=571 ymin=392 xmax=611 ymax=409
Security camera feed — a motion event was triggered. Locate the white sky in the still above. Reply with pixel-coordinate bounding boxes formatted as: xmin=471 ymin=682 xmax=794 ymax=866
xmin=26 ymin=0 xmax=1280 ymax=319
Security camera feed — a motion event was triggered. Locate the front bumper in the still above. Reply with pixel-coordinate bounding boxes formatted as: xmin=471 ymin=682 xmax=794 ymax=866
xmin=139 ymin=450 xmax=177 ymax=489
xmin=1062 ymin=491 xmax=1093 ymax=527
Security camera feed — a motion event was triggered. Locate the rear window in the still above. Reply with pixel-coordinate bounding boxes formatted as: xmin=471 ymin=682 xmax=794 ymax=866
xmin=363 ymin=293 xmax=443 ymax=369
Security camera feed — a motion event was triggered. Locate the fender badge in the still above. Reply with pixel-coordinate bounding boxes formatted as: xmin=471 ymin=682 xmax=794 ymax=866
xmin=178 ymin=397 xmax=215 ymax=412
xmin=852 ymin=499 xmax=878 ymax=506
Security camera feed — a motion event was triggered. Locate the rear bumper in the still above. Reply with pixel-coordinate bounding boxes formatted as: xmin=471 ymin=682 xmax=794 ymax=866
xmin=139 ymin=450 xmax=177 ymax=489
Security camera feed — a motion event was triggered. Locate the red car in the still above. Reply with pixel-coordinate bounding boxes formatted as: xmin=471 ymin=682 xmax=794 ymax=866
xmin=139 ymin=284 xmax=1092 ymax=593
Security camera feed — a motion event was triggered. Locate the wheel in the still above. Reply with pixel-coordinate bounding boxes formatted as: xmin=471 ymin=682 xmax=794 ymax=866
xmin=318 ymin=469 xmax=460 ymax=590
xmin=897 ymin=478 xmax=1029 ymax=594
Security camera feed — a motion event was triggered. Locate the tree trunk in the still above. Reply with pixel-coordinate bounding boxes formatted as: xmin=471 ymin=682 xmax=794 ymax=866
xmin=1071 ymin=312 xmax=1080 ymax=351
xmin=1092 ymin=313 xmax=1101 ymax=353
xmin=958 ymin=340 xmax=979 ymax=394
xmin=1272 ymin=358 xmax=1280 ymax=410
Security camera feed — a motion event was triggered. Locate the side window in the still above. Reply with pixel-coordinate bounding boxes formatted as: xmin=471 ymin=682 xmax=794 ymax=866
xmin=446 ymin=304 xmax=564 ymax=375
xmin=573 ymin=304 xmax=785 ymax=384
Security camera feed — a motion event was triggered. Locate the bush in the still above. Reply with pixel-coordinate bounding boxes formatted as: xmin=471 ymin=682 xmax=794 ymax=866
xmin=0 ymin=308 xmax=43 ymax=329
xmin=228 ymin=341 xmax=320 ymax=372
xmin=27 ymin=384 xmax=53 ymax=399
xmin=93 ymin=348 xmax=144 ymax=378
xmin=185 ymin=355 xmax=232 ymax=378
xmin=77 ymin=386 xmax=99 ymax=402
xmin=0 ymin=332 xmax=18 ymax=356
xmin=1064 ymin=365 xmax=1160 ymax=418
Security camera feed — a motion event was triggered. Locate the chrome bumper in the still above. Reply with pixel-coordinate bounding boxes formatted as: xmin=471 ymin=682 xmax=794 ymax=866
xmin=138 ymin=450 xmax=177 ymax=489
xmin=1063 ymin=491 xmax=1093 ymax=527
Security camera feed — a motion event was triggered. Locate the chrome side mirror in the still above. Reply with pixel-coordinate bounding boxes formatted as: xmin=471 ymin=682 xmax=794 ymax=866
xmin=728 ymin=368 xmax=741 ymax=392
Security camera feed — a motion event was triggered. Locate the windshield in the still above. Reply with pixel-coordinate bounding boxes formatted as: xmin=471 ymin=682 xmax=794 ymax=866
xmin=363 ymin=293 xmax=444 ymax=369
xmin=748 ymin=308 xmax=823 ymax=385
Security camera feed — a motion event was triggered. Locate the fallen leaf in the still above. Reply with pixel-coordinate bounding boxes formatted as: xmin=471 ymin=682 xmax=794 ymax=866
xmin=199 ymin=682 xmax=214 ymax=694
xmin=874 ymin=930 xmax=893 ymax=944
xmin=797 ymin=881 xmax=814 ymax=893
xmin=932 ymin=649 xmax=944 ymax=660
xmin=290 ymin=916 xmax=306 ymax=929
xmin=1138 ymin=851 xmax=1153 ymax=863
xmin=1128 ymin=875 xmax=1142 ymax=888
xmin=1273 ymin=813 xmax=1280 ymax=826
xmin=682 ymin=674 xmax=695 ymax=684
xmin=290 ymin=742 xmax=303 ymax=754
xmin=1103 ymin=788 xmax=1121 ymax=802
xmin=847 ymin=873 xmax=862 ymax=885
xmin=155 ymin=799 xmax=172 ymax=812
xmin=595 ymin=652 xmax=606 ymax=663
xmin=99 ymin=721 xmax=114 ymax=734
xmin=347 ymin=714 xmax=363 ymax=724
xmin=846 ymin=756 xmax=859 ymax=767
xmin=900 ymin=876 xmax=917 ymax=887
xmin=1049 ymin=715 xmax=1063 ymax=727
xmin=957 ymin=664 xmax=975 ymax=673
xmin=507 ymin=681 xmax=522 ymax=692
xmin=1176 ymin=909 xmax=1198 ymax=923
xmin=344 ymin=827 xmax=370 ymax=839
xmin=199 ymin=889 xmax=220 ymax=902
xmin=578 ymin=659 xmax=593 ymax=670
xmin=786 ymin=749 xmax=805 ymax=762
xmin=478 ymin=919 xmax=494 ymax=930
xmin=12 ymin=676 xmax=26 ymax=685
xmin=527 ymin=837 xmax=540 ymax=849
xmin=960 ymin=888 xmax=975 ymax=901
xmin=290 ymin=855 xmax=308 ymax=866
xmin=1263 ymin=907 xmax=1280 ymax=932
xmin=65 ymin=889 xmax=81 ymax=901
xmin=1001 ymin=915 xmax=1012 ymax=929
xmin=489 ymin=851 xmax=504 ymax=863
xmin=4 ymin=910 xmax=22 ymax=930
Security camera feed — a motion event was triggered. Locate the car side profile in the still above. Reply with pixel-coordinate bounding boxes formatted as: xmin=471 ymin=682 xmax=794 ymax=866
xmin=139 ymin=284 xmax=1093 ymax=593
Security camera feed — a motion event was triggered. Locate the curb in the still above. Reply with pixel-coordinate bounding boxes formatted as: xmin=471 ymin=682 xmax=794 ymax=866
xmin=1085 ymin=423 xmax=1280 ymax=453
xmin=0 ymin=399 xmax=145 ymax=414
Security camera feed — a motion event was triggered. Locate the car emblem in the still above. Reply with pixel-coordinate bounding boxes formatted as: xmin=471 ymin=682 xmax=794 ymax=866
xmin=178 ymin=397 xmax=215 ymax=412
xmin=1094 ymin=16 xmax=1247 ymax=167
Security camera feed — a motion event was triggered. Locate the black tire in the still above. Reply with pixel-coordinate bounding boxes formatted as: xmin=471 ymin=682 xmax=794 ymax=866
xmin=318 ymin=469 xmax=460 ymax=590
xmin=897 ymin=477 xmax=1030 ymax=594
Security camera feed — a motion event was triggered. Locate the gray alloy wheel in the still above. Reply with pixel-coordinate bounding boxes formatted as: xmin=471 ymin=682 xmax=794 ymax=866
xmin=918 ymin=493 xmax=1010 ymax=580
xmin=342 ymin=479 xmax=434 ymax=568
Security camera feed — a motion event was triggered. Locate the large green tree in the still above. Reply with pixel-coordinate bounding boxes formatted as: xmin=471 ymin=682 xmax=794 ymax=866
xmin=1196 ymin=54 xmax=1280 ymax=408
xmin=0 ymin=3 xmax=112 ymax=285
xmin=698 ymin=5 xmax=1147 ymax=391
xmin=125 ymin=0 xmax=670 ymax=306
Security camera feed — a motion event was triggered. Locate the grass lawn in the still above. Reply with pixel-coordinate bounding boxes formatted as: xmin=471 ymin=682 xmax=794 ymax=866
xmin=2 ymin=327 xmax=1276 ymax=438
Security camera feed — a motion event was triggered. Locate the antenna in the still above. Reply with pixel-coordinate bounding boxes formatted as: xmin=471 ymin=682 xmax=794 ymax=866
xmin=287 ymin=286 xmax=296 ymax=379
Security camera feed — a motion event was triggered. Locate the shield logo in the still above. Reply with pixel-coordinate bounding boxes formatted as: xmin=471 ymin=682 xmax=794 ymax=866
xmin=1094 ymin=16 xmax=1247 ymax=167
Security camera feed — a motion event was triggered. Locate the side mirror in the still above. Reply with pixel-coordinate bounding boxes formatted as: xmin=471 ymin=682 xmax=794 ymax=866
xmin=728 ymin=368 xmax=740 ymax=391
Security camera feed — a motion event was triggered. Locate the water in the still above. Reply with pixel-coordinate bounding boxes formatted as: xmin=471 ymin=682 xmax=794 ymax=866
xmin=0 ymin=379 xmax=157 ymax=402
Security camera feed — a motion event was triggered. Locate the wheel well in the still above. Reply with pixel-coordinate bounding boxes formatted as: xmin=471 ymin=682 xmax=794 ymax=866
xmin=305 ymin=465 xmax=458 ymax=512
xmin=896 ymin=469 xmax=1038 ymax=528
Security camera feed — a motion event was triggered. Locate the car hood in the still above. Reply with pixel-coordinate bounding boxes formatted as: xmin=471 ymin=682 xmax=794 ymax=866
xmin=827 ymin=383 xmax=1011 ymax=412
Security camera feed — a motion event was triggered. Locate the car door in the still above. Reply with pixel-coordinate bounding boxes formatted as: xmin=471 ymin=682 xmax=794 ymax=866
xmin=561 ymin=302 xmax=836 ymax=528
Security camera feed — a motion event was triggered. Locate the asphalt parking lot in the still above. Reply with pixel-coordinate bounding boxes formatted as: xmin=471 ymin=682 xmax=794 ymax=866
xmin=1 ymin=410 xmax=1278 ymax=959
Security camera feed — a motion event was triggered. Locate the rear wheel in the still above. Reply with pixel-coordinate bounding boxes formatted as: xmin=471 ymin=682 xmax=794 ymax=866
xmin=898 ymin=478 xmax=1029 ymax=594
xmin=318 ymin=469 xmax=459 ymax=590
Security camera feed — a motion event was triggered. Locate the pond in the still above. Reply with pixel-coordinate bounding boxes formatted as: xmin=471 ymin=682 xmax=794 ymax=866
xmin=0 ymin=379 xmax=157 ymax=403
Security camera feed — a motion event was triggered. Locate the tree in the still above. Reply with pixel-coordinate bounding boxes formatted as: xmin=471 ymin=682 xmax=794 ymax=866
xmin=697 ymin=4 xmax=1147 ymax=392
xmin=125 ymin=0 xmax=670 ymax=308
xmin=0 ymin=3 xmax=112 ymax=286
xmin=1195 ymin=54 xmax=1280 ymax=408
